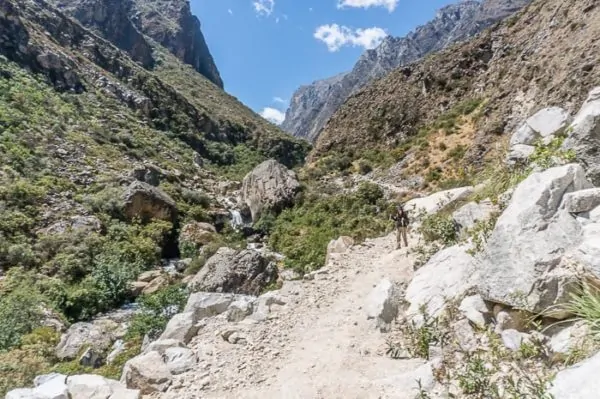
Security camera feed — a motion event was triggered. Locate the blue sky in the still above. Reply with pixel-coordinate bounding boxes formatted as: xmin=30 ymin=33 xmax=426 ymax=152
xmin=192 ymin=0 xmax=456 ymax=124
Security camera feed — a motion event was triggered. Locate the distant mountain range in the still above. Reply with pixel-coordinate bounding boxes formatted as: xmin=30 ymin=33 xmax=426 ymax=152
xmin=281 ymin=0 xmax=531 ymax=142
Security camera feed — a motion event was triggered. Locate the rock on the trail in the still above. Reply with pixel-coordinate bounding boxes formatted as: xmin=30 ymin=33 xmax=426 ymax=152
xmin=405 ymin=245 xmax=475 ymax=321
xmin=67 ymin=374 xmax=140 ymax=399
xmin=326 ymin=236 xmax=354 ymax=263
xmin=366 ymin=279 xmax=400 ymax=332
xmin=458 ymin=295 xmax=490 ymax=328
xmin=163 ymin=347 xmax=197 ymax=375
xmin=183 ymin=292 xmax=235 ymax=319
xmin=563 ymin=87 xmax=600 ymax=185
xmin=549 ymin=350 xmax=600 ymax=398
xmin=478 ymin=164 xmax=592 ymax=314
xmin=189 ymin=248 xmax=278 ymax=296
xmin=55 ymin=321 xmax=116 ymax=361
xmin=6 ymin=374 xmax=68 ymax=399
xmin=405 ymin=186 xmax=473 ymax=216
xmin=548 ymin=321 xmax=590 ymax=360
xmin=501 ymin=329 xmax=528 ymax=351
xmin=452 ymin=200 xmax=497 ymax=231
xmin=121 ymin=351 xmax=172 ymax=394
xmin=122 ymin=181 xmax=177 ymax=222
xmin=159 ymin=312 xmax=199 ymax=344
xmin=241 ymin=159 xmax=301 ymax=221
xmin=251 ymin=291 xmax=287 ymax=321
xmin=227 ymin=296 xmax=256 ymax=322
xmin=561 ymin=188 xmax=600 ymax=214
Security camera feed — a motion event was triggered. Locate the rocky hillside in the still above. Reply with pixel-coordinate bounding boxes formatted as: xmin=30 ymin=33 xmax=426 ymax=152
xmin=282 ymin=0 xmax=531 ymax=142
xmin=51 ymin=0 xmax=224 ymax=88
xmin=0 ymin=0 xmax=308 ymax=394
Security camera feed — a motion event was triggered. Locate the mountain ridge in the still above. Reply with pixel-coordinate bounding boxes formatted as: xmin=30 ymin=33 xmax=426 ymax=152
xmin=282 ymin=0 xmax=531 ymax=143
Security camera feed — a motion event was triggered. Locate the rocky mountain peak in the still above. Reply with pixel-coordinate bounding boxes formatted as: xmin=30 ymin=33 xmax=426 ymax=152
xmin=282 ymin=0 xmax=531 ymax=143
xmin=129 ymin=0 xmax=224 ymax=88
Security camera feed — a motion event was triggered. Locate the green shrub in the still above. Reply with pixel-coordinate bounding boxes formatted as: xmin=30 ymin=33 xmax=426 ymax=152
xmin=0 ymin=281 xmax=43 ymax=351
xmin=270 ymin=182 xmax=390 ymax=273
xmin=0 ymin=327 xmax=60 ymax=397
xmin=419 ymin=212 xmax=458 ymax=246
xmin=530 ymin=136 xmax=577 ymax=169
xmin=127 ymin=285 xmax=189 ymax=340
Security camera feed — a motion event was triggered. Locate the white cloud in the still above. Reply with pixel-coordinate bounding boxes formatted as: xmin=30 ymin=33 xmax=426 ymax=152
xmin=260 ymin=107 xmax=286 ymax=125
xmin=253 ymin=0 xmax=275 ymax=16
xmin=337 ymin=0 xmax=399 ymax=12
xmin=314 ymin=24 xmax=387 ymax=52
xmin=228 ymin=8 xmax=233 ymax=15
xmin=273 ymin=97 xmax=287 ymax=105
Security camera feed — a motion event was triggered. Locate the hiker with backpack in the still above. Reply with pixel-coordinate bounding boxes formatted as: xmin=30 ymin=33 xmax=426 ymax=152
xmin=392 ymin=204 xmax=410 ymax=249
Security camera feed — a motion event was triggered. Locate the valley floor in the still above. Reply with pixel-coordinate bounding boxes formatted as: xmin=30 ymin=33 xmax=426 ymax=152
xmin=158 ymin=232 xmax=427 ymax=399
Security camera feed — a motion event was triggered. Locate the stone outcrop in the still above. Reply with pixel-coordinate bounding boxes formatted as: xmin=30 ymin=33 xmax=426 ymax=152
xmin=189 ymin=248 xmax=278 ymax=296
xmin=478 ymin=164 xmax=592 ymax=314
xmin=405 ymin=245 xmax=476 ymax=321
xmin=122 ymin=181 xmax=177 ymax=222
xmin=282 ymin=0 xmax=531 ymax=142
xmin=549 ymin=351 xmax=600 ymax=398
xmin=564 ymin=87 xmax=600 ymax=185
xmin=452 ymin=200 xmax=497 ymax=231
xmin=55 ymin=321 xmax=117 ymax=362
xmin=241 ymin=160 xmax=300 ymax=222
xmin=121 ymin=351 xmax=173 ymax=394
xmin=52 ymin=0 xmax=155 ymax=68
xmin=365 ymin=279 xmax=400 ymax=332
xmin=7 ymin=374 xmax=139 ymax=399
xmin=129 ymin=0 xmax=223 ymax=87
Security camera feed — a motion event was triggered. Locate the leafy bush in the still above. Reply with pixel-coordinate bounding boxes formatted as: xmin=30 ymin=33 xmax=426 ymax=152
xmin=418 ymin=212 xmax=458 ymax=246
xmin=0 ymin=283 xmax=43 ymax=351
xmin=530 ymin=136 xmax=577 ymax=169
xmin=0 ymin=327 xmax=60 ymax=397
xmin=127 ymin=285 xmax=189 ymax=340
xmin=270 ymin=182 xmax=390 ymax=273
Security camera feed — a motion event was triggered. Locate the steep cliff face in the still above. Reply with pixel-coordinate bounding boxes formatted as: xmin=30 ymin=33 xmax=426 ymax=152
xmin=129 ymin=0 xmax=223 ymax=88
xmin=52 ymin=0 xmax=155 ymax=69
xmin=283 ymin=0 xmax=531 ymax=143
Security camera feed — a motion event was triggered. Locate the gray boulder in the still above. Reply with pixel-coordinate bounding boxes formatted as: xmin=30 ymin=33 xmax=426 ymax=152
xmin=122 ymin=181 xmax=177 ymax=222
xmin=459 ymin=295 xmax=490 ymax=328
xmin=365 ymin=279 xmax=400 ymax=332
xmin=227 ymin=296 xmax=256 ymax=322
xmin=326 ymin=236 xmax=354 ymax=263
xmin=251 ymin=291 xmax=287 ymax=322
xmin=405 ymin=245 xmax=475 ymax=321
xmin=548 ymin=321 xmax=590 ymax=359
xmin=163 ymin=347 xmax=197 ymax=375
xmin=121 ymin=351 xmax=172 ymax=394
xmin=6 ymin=375 xmax=68 ymax=399
xmin=506 ymin=144 xmax=535 ymax=165
xmin=143 ymin=339 xmax=187 ymax=355
xmin=67 ymin=374 xmax=140 ymax=399
xmin=572 ymin=223 xmax=600 ymax=280
xmin=562 ymin=188 xmax=600 ymax=214
xmin=55 ymin=321 xmax=116 ymax=361
xmin=189 ymin=248 xmax=278 ymax=296
xmin=159 ymin=312 xmax=199 ymax=344
xmin=478 ymin=164 xmax=592 ymax=314
xmin=241 ymin=159 xmax=300 ymax=221
xmin=452 ymin=200 xmax=497 ymax=231
xmin=510 ymin=107 xmax=570 ymax=146
xmin=564 ymin=87 xmax=600 ymax=185
xmin=183 ymin=292 xmax=235 ymax=319
xmin=501 ymin=329 xmax=528 ymax=351
xmin=549 ymin=351 xmax=600 ymax=398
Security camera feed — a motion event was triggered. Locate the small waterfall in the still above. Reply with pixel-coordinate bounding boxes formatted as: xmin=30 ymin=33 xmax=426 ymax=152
xmin=230 ymin=209 xmax=244 ymax=228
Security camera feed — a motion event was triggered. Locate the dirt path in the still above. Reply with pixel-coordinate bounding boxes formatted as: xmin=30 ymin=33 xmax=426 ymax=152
xmin=163 ymin=232 xmax=429 ymax=399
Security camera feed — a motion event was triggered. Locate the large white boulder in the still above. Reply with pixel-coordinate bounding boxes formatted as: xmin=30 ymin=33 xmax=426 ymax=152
xmin=452 ymin=200 xmax=497 ymax=231
xmin=549 ymin=351 xmax=600 ymax=398
xmin=183 ymin=292 xmax=235 ymax=319
xmin=563 ymin=87 xmax=600 ymax=185
xmin=478 ymin=164 xmax=592 ymax=314
xmin=365 ymin=279 xmax=400 ymax=332
xmin=572 ymin=223 xmax=600 ymax=279
xmin=6 ymin=376 xmax=68 ymax=399
xmin=241 ymin=159 xmax=300 ymax=221
xmin=55 ymin=321 xmax=116 ymax=361
xmin=510 ymin=107 xmax=571 ymax=146
xmin=163 ymin=347 xmax=197 ymax=375
xmin=405 ymin=245 xmax=476 ymax=321
xmin=67 ymin=374 xmax=139 ymax=399
xmin=562 ymin=188 xmax=600 ymax=214
xmin=405 ymin=186 xmax=474 ymax=216
xmin=121 ymin=351 xmax=172 ymax=394
xmin=159 ymin=312 xmax=199 ymax=344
